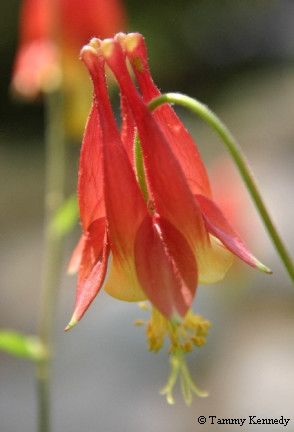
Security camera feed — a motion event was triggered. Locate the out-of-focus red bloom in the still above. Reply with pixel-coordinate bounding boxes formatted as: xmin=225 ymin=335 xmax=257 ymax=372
xmin=11 ymin=0 xmax=127 ymax=137
xmin=66 ymin=33 xmax=270 ymax=330
xmin=209 ymin=155 xmax=258 ymax=245
xmin=12 ymin=0 xmax=126 ymax=96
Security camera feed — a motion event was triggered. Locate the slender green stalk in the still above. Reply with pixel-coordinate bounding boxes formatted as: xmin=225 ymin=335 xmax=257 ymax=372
xmin=134 ymin=132 xmax=149 ymax=202
xmin=36 ymin=89 xmax=66 ymax=432
xmin=148 ymin=93 xmax=294 ymax=283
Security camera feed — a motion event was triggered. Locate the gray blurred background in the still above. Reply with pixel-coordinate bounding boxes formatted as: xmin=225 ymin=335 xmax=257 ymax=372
xmin=1 ymin=1 xmax=294 ymax=431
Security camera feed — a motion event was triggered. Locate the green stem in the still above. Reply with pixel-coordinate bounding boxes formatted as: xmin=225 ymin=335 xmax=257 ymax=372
xmin=148 ymin=93 xmax=294 ymax=283
xmin=36 ymin=89 xmax=66 ymax=432
xmin=134 ymin=131 xmax=149 ymax=202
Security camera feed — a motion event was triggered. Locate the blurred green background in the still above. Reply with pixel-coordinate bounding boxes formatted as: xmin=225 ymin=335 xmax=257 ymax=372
xmin=1 ymin=1 xmax=294 ymax=431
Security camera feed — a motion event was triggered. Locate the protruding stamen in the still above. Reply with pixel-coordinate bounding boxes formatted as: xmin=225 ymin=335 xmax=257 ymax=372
xmin=135 ymin=304 xmax=210 ymax=404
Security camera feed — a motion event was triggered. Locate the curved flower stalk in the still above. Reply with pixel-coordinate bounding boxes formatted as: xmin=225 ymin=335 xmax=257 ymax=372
xmin=11 ymin=0 xmax=127 ymax=138
xmin=66 ymin=33 xmax=271 ymax=403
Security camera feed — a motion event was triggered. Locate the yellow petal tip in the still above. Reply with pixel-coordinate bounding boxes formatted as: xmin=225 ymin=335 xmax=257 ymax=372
xmin=64 ymin=316 xmax=78 ymax=332
xmin=101 ymin=39 xmax=115 ymax=59
xmin=255 ymin=259 xmax=272 ymax=274
xmin=124 ymin=33 xmax=141 ymax=53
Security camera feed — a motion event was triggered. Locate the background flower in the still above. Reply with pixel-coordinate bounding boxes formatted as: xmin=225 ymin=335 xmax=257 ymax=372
xmin=11 ymin=0 xmax=127 ymax=138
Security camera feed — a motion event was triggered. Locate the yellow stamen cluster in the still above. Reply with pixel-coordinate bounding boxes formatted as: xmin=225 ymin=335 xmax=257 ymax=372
xmin=134 ymin=302 xmax=211 ymax=405
xmin=135 ymin=303 xmax=211 ymax=354
xmin=170 ymin=308 xmax=211 ymax=354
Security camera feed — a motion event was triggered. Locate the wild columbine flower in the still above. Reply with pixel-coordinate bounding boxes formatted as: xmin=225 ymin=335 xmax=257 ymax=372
xmin=11 ymin=0 xmax=126 ymax=138
xmin=66 ymin=33 xmax=271 ymax=404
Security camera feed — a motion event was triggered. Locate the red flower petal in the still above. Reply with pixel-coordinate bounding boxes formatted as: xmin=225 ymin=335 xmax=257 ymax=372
xmin=102 ymin=39 xmax=233 ymax=284
xmin=122 ymin=33 xmax=212 ymax=198
xmin=135 ymin=215 xmax=197 ymax=321
xmin=196 ymin=194 xmax=271 ymax=273
xmin=67 ymin=234 xmax=85 ymax=274
xmin=119 ymin=93 xmax=136 ymax=168
xmin=66 ymin=217 xmax=110 ymax=329
xmin=78 ymin=104 xmax=105 ymax=232
xmin=81 ymin=43 xmax=148 ymax=300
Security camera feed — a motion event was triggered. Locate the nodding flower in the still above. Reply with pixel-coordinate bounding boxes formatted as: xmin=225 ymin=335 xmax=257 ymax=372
xmin=66 ymin=32 xmax=270 ymax=405
xmin=66 ymin=32 xmax=270 ymax=330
